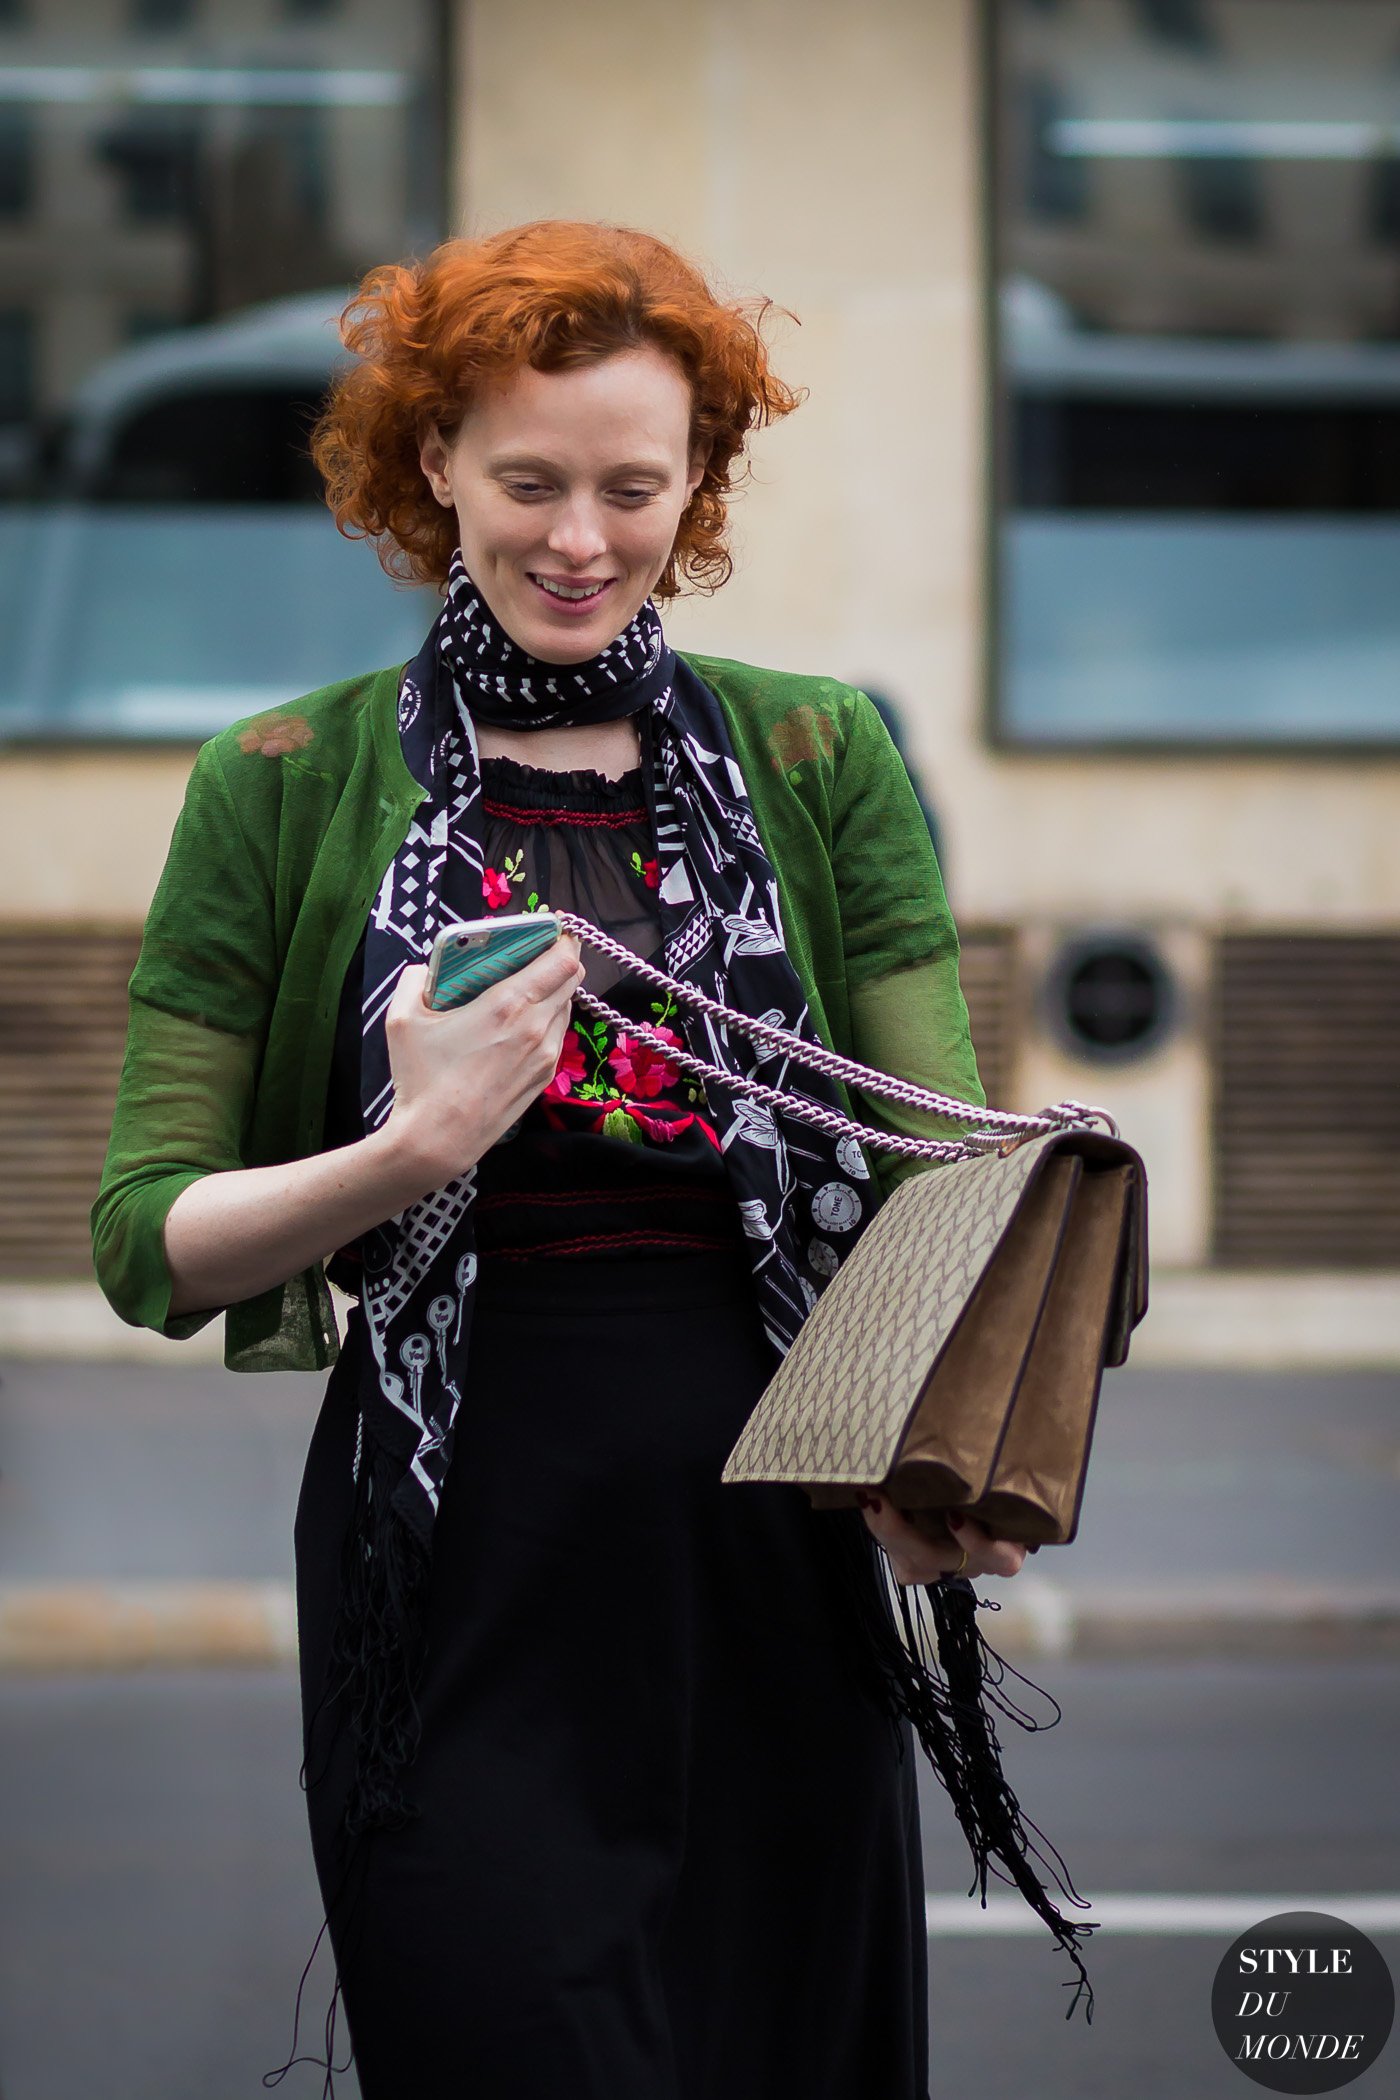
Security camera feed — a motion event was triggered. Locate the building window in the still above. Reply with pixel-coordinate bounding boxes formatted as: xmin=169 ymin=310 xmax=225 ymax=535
xmin=0 ymin=105 xmax=34 ymax=217
xmin=96 ymin=110 xmax=201 ymax=223
xmin=0 ymin=310 xmax=33 ymax=423
xmin=130 ymin=0 xmax=197 ymax=28
xmin=991 ymin=0 xmax=1400 ymax=748
xmin=0 ymin=3 xmax=445 ymax=741
xmin=1130 ymin=0 xmax=1218 ymax=54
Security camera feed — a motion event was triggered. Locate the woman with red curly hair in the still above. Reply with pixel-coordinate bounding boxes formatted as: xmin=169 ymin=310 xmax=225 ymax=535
xmin=95 ymin=221 xmax=1042 ymax=2098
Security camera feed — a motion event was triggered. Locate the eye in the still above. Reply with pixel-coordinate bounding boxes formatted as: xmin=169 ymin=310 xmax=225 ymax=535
xmin=503 ymin=479 xmax=551 ymax=500
xmin=612 ymin=486 xmax=658 ymax=505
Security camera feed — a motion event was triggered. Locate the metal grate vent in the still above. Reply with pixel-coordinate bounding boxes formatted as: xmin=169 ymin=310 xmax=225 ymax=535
xmin=1215 ymin=934 xmax=1400 ymax=1268
xmin=958 ymin=927 xmax=1020 ymax=1112
xmin=0 ymin=928 xmax=141 ymax=1279
xmin=0 ymin=924 xmax=1027 ymax=1282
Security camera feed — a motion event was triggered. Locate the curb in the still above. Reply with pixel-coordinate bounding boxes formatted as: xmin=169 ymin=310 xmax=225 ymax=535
xmin=977 ymin=1578 xmax=1400 ymax=1662
xmin=5 ymin=1273 xmax=1400 ymax=1369
xmin=3 ymin=1578 xmax=1399 ymax=1672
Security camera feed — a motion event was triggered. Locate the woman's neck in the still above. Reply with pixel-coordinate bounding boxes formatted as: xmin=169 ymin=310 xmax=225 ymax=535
xmin=473 ymin=714 xmax=642 ymax=781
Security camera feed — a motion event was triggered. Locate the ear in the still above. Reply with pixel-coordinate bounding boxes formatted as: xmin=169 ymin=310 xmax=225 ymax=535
xmin=419 ymin=426 xmax=454 ymax=509
xmin=684 ymin=443 xmax=708 ymax=505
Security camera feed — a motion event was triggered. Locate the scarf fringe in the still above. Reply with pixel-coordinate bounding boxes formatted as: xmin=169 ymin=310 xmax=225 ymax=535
xmin=311 ymin=1432 xmax=433 ymax=1840
xmin=820 ymin=1512 xmax=1098 ymax=2021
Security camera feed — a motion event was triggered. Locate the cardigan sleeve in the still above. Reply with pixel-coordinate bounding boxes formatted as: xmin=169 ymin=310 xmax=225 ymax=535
xmin=829 ymin=692 xmax=986 ymax=1198
xmin=90 ymin=738 xmax=277 ymax=1339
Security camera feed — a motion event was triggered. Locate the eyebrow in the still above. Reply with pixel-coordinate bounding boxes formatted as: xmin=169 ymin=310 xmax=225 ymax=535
xmin=488 ymin=453 xmax=672 ymax=481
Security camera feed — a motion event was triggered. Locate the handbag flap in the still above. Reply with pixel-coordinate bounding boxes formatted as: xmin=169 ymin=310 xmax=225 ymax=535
xmin=722 ymin=1133 xmax=1066 ymax=1489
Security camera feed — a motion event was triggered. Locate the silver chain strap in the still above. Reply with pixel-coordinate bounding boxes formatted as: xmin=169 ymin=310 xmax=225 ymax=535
xmin=555 ymin=911 xmax=1117 ymax=1164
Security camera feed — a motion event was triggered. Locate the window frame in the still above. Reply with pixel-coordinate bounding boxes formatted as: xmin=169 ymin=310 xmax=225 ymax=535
xmin=980 ymin=0 xmax=1400 ymax=761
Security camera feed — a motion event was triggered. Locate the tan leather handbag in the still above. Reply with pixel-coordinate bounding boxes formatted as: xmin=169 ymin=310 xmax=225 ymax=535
xmin=724 ymin=1128 xmax=1147 ymax=1545
xmin=560 ymin=913 xmax=1149 ymax=1547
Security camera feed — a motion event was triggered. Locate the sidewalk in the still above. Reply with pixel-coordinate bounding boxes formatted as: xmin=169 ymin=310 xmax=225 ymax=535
xmin=1 ymin=1356 xmax=1398 ymax=1667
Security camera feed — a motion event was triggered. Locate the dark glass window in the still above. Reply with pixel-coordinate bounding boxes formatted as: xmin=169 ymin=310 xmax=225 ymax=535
xmin=131 ymin=0 xmax=196 ymax=27
xmin=1131 ymin=0 xmax=1218 ymax=54
xmin=1019 ymin=75 xmax=1090 ymax=222
xmin=0 ymin=310 xmax=33 ymax=423
xmin=1369 ymin=157 xmax=1400 ymax=247
xmin=1176 ymin=145 xmax=1264 ymax=245
xmin=0 ymin=106 xmax=34 ymax=217
xmin=96 ymin=111 xmax=201 ymax=223
xmin=993 ymin=0 xmax=1400 ymax=747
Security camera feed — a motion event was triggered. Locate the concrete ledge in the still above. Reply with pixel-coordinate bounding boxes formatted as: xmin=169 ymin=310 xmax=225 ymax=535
xmin=0 ymin=1583 xmax=298 ymax=1671
xmin=908 ymin=1575 xmax=1400 ymax=1664
xmin=5 ymin=1578 xmax=1400 ymax=1672
xmin=4 ymin=1271 xmax=1398 ymax=1368
xmin=0 ymin=1284 xmax=227 ymax=1364
xmin=1132 ymin=1270 xmax=1400 ymax=1370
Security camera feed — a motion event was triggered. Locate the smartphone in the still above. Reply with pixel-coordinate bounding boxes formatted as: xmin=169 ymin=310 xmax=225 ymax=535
xmin=425 ymin=912 xmax=563 ymax=1013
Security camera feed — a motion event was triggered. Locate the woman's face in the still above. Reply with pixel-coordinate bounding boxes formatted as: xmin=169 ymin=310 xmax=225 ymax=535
xmin=419 ymin=344 xmax=705 ymax=664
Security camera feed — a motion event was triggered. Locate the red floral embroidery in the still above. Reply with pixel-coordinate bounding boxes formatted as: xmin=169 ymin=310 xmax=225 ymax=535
xmin=544 ymin=1032 xmax=588 ymax=1102
xmin=482 ymin=868 xmax=512 ymax=909
xmin=642 ymin=858 xmax=660 ymax=889
xmin=539 ymin=1093 xmax=723 ymax=1151
xmin=608 ymin=1027 xmax=681 ymax=1099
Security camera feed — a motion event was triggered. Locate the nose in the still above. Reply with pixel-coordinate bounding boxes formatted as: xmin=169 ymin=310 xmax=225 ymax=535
xmin=546 ymin=495 xmax=609 ymax=569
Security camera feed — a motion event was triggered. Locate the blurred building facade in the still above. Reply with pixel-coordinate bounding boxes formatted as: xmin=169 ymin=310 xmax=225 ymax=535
xmin=1 ymin=0 xmax=1397 ymax=1319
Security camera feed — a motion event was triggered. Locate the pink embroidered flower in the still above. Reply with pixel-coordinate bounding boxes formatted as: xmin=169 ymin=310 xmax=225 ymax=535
xmin=624 ymin=1104 xmax=684 ymax=1142
xmin=481 ymin=868 xmax=512 ymax=909
xmin=543 ymin=1030 xmax=588 ymax=1102
xmin=608 ymin=1028 xmax=681 ymax=1100
xmin=585 ymin=1101 xmax=720 ymax=1148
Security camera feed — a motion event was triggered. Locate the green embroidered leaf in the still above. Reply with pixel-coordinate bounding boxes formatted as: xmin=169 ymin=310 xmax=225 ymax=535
xmin=525 ymin=891 xmax=540 ymax=911
xmin=601 ymin=1107 xmax=643 ymax=1143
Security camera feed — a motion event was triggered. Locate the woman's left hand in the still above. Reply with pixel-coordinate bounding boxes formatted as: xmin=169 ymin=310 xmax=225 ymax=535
xmin=855 ymin=1498 xmax=1027 ymax=1588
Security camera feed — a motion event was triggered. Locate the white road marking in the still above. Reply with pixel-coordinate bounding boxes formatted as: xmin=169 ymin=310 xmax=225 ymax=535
xmin=926 ymin=1894 xmax=1400 ymax=1936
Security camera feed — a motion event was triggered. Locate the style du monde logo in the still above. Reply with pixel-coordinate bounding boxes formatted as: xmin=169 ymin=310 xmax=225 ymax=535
xmin=1211 ymin=1912 xmax=1394 ymax=2092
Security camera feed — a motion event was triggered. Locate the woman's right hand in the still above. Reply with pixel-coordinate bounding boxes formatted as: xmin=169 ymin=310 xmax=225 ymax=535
xmin=381 ymin=933 xmax=585 ymax=1197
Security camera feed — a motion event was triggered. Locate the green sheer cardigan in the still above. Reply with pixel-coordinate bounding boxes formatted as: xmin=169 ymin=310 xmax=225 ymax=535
xmin=91 ymin=651 xmax=985 ymax=1373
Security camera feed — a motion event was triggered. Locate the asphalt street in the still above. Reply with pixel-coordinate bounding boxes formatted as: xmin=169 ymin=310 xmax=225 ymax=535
xmin=1 ymin=1657 xmax=1396 ymax=2100
xmin=4 ymin=1359 xmax=1399 ymax=1596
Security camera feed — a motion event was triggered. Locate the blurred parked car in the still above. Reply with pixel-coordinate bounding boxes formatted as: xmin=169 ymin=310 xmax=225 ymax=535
xmin=0 ymin=293 xmax=435 ymax=743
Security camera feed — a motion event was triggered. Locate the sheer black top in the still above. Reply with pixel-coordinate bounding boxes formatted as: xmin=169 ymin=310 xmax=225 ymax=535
xmin=324 ymin=754 xmax=745 ymax=1275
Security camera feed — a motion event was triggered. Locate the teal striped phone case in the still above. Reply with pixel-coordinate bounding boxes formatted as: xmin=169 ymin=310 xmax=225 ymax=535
xmin=426 ymin=914 xmax=562 ymax=1012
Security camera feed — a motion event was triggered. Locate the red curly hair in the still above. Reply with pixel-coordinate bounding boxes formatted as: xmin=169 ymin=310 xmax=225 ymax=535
xmin=311 ymin=220 xmax=803 ymax=598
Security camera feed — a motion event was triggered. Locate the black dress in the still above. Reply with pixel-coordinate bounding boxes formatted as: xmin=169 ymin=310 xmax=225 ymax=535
xmin=294 ymin=755 xmax=931 ymax=2100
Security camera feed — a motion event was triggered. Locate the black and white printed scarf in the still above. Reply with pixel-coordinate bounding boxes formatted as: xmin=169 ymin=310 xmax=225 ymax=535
xmin=355 ymin=554 xmax=871 ymax=1552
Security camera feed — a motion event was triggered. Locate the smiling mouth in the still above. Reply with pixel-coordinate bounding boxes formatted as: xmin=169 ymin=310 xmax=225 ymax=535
xmin=529 ymin=574 xmax=614 ymax=605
